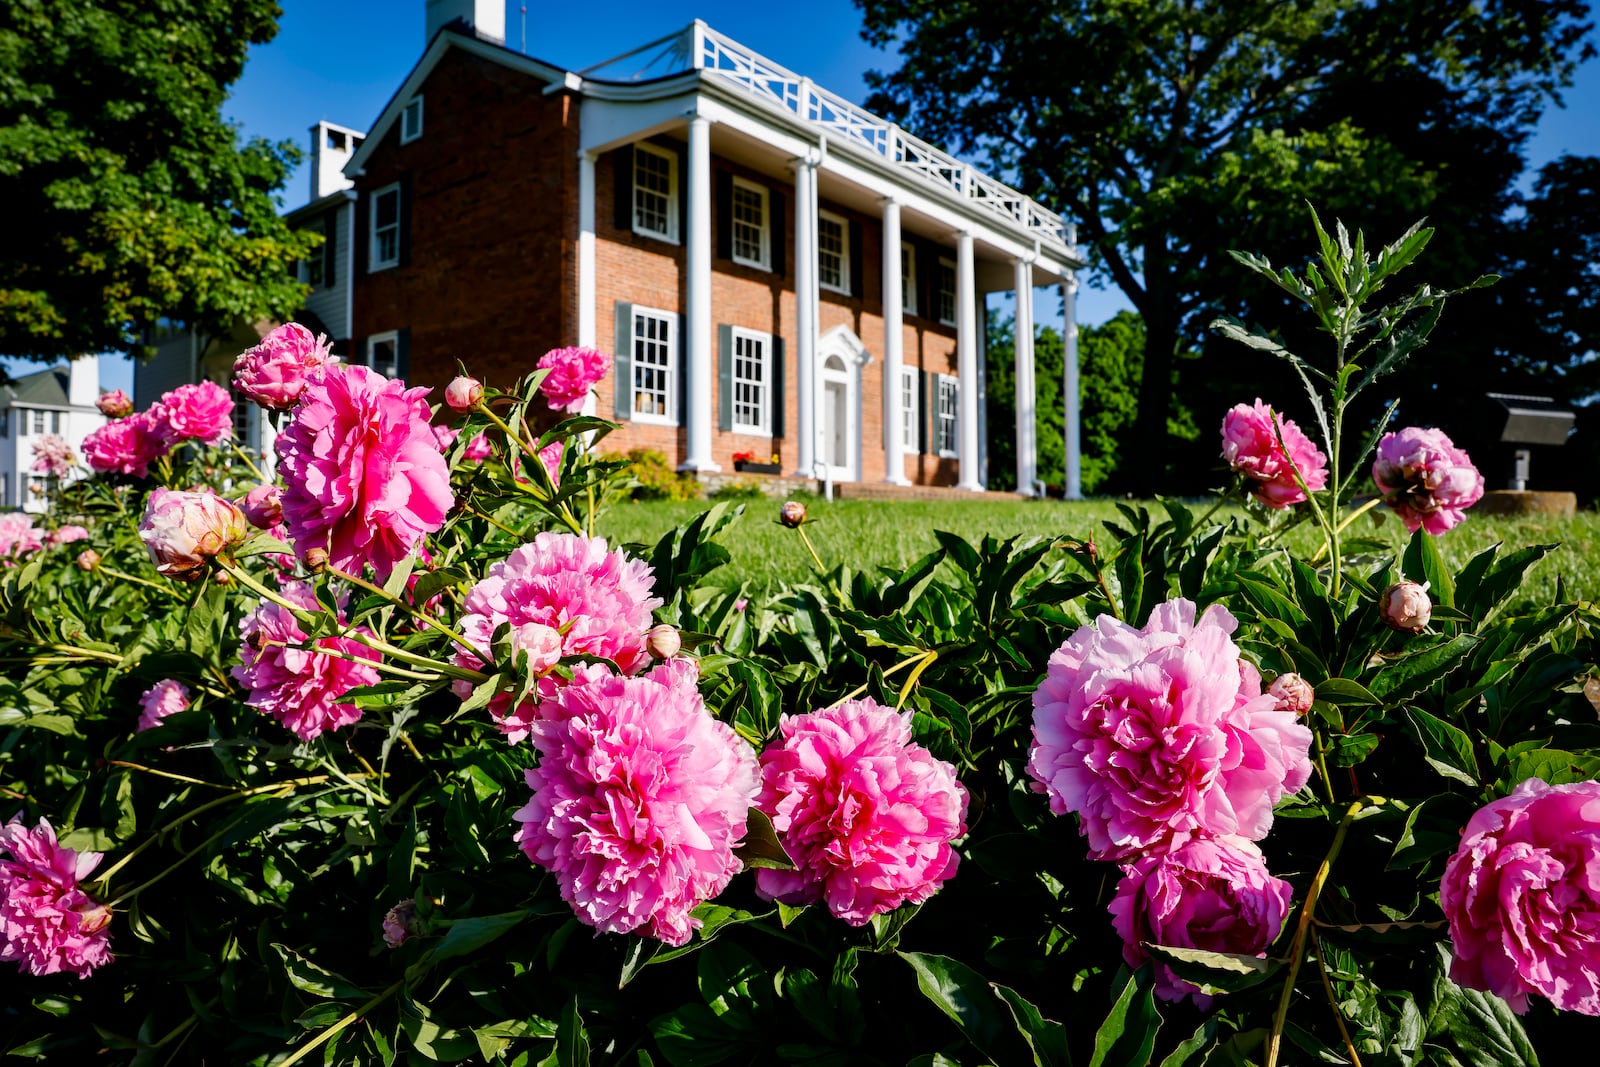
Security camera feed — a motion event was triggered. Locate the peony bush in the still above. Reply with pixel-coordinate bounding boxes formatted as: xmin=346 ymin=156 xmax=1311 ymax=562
xmin=0 ymin=213 xmax=1596 ymax=1065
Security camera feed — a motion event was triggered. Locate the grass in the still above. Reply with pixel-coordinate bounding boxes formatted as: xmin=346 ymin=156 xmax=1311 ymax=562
xmin=593 ymin=495 xmax=1600 ymax=603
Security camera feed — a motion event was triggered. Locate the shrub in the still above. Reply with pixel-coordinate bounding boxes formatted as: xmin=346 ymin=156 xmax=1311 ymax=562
xmin=615 ymin=447 xmax=702 ymax=501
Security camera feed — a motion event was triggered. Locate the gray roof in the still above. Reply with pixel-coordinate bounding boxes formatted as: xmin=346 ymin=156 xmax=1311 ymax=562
xmin=1 ymin=365 xmax=72 ymax=409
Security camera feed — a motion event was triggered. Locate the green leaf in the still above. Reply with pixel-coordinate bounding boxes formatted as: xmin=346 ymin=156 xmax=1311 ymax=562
xmin=1088 ymin=966 xmax=1161 ymax=1067
xmin=1428 ymin=946 xmax=1539 ymax=1067
xmin=556 ymin=998 xmax=590 ymax=1067
xmin=1403 ymin=706 xmax=1479 ymax=785
xmin=1314 ymin=677 xmax=1381 ymax=706
xmin=430 ymin=911 xmax=529 ymax=964
xmin=734 ymin=807 xmax=795 ymax=871
xmin=1141 ymin=945 xmax=1281 ymax=995
xmin=899 ymin=951 xmax=1025 ymax=1062
xmin=1157 ymin=1020 xmax=1217 ymax=1067
xmin=1502 ymin=748 xmax=1600 ymax=788
xmin=992 ymin=983 xmax=1073 ymax=1067
xmin=1368 ymin=634 xmax=1478 ymax=704
xmin=271 ymin=944 xmax=367 ymax=1000
xmin=1402 ymin=529 xmax=1453 ymax=607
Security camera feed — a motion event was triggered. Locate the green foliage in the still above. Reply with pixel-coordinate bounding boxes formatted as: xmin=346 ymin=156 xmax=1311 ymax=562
xmin=611 ymin=448 xmax=704 ymax=502
xmin=707 ymin=477 xmax=768 ymax=501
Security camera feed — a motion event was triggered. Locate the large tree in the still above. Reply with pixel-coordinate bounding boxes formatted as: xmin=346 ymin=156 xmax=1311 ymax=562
xmin=0 ymin=1 xmax=317 ymax=362
xmin=856 ymin=0 xmax=1595 ymax=493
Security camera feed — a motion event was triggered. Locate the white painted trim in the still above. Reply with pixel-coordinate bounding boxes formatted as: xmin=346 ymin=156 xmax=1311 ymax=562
xmin=935 ymin=373 xmax=959 ymax=459
xmin=729 ymin=326 xmax=774 ymax=436
xmin=369 ymin=182 xmax=402 ymax=272
xmin=817 ymin=325 xmax=868 ymax=482
xmin=680 ymin=114 xmax=719 ymax=471
xmin=365 ymin=331 xmax=401 ymax=378
xmin=729 ymin=175 xmax=771 ymax=271
xmin=1013 ymin=256 xmax=1037 ymax=496
xmin=577 ymin=151 xmax=596 ymax=348
xmin=817 ymin=208 xmax=849 ymax=295
xmin=1063 ymin=273 xmax=1082 ymax=499
xmin=791 ymin=156 xmax=817 ymax=478
xmin=955 ymin=232 xmax=982 ymax=490
xmin=400 ymin=96 xmax=424 ymax=144
xmin=631 ymin=140 xmax=680 ymax=244
xmin=881 ymin=198 xmax=909 ymax=485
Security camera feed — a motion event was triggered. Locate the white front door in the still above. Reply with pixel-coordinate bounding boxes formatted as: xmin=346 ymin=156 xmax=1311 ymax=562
xmin=820 ymin=354 xmax=854 ymax=481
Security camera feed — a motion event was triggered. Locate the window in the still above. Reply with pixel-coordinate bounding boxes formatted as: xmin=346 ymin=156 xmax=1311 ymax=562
xmin=400 ymin=97 xmax=424 ymax=144
xmin=50 ymin=411 xmax=61 ymax=433
xmin=31 ymin=410 xmax=46 ymax=435
xmin=902 ymin=243 xmax=918 ymax=316
xmin=0 ymin=410 xmax=8 ymax=438
xmin=818 ymin=211 xmax=849 ymax=293
xmin=633 ymin=143 xmax=678 ymax=243
xmin=936 ymin=374 xmax=959 ymax=457
xmin=366 ymin=332 xmax=400 ymax=378
xmin=301 ymin=251 xmax=324 ymax=287
xmin=730 ymin=178 xmax=769 ymax=270
xmin=232 ymin=392 xmax=252 ymax=445
xmin=730 ymin=328 xmax=771 ymax=434
xmin=900 ymin=366 xmax=919 ymax=449
xmin=937 ymin=258 xmax=957 ymax=326
xmin=370 ymin=184 xmax=401 ymax=271
xmin=631 ymin=308 xmax=677 ymax=423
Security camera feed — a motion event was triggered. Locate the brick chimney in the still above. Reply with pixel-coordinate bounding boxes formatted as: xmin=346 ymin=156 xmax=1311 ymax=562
xmin=309 ymin=121 xmax=365 ymax=201
xmin=426 ymin=0 xmax=506 ymax=45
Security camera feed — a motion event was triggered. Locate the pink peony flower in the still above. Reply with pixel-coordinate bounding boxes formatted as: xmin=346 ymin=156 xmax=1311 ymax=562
xmin=82 ymin=412 xmax=168 ymax=477
xmin=151 ymin=381 xmax=234 ymax=446
xmin=463 ymin=431 xmax=493 ymax=462
xmin=646 ymin=624 xmax=682 ymax=660
xmin=0 ymin=817 xmax=113 ymax=978
xmin=512 ymin=660 xmax=759 ymax=946
xmin=1221 ymin=399 xmax=1328 ymax=508
xmin=382 ymin=899 xmax=418 ymax=948
xmin=1372 ymin=426 xmax=1484 ymax=534
xmin=1441 ymin=777 xmax=1600 ymax=1015
xmin=1028 ymin=598 xmax=1314 ymax=860
xmin=139 ymin=488 xmax=249 ymax=581
xmin=431 ymin=424 xmax=459 ymax=451
xmin=0 ymin=512 xmax=44 ymax=561
xmin=240 ymin=484 xmax=283 ymax=530
xmin=536 ymin=346 xmax=610 ymax=413
xmin=137 ymin=679 xmax=191 ymax=732
xmin=1267 ymin=673 xmax=1314 ymax=715
xmin=453 ymin=532 xmax=662 ymax=742
xmin=45 ymin=525 xmax=89 ymax=548
xmin=1109 ymin=835 xmax=1293 ymax=1005
xmin=232 ymin=580 xmax=382 ymax=740
xmin=30 ymin=434 xmax=76 ymax=476
xmin=96 ymin=389 xmax=134 ymax=418
xmin=233 ymin=322 xmax=334 ymax=410
xmin=537 ymin=440 xmax=563 ymax=485
xmin=445 ymin=376 xmax=482 ymax=411
xmin=754 ymin=699 xmax=968 ymax=925
xmin=275 ymin=362 xmax=453 ymax=581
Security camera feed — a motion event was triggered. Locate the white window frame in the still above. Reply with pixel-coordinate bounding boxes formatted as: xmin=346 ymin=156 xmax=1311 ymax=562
xmin=901 ymin=242 xmax=919 ymax=317
xmin=730 ymin=327 xmax=773 ymax=436
xmin=818 ymin=210 xmax=850 ymax=294
xmin=900 ymin=365 xmax=919 ymax=450
xmin=400 ymin=97 xmax=424 ymax=144
xmin=366 ymin=331 xmax=400 ymax=378
xmin=630 ymin=306 xmax=678 ymax=425
xmin=730 ymin=177 xmax=770 ymax=271
xmin=632 ymin=142 xmax=679 ymax=244
xmin=30 ymin=409 xmax=46 ymax=435
xmin=370 ymin=183 xmax=401 ymax=272
xmin=937 ymin=257 xmax=957 ymax=326
xmin=936 ymin=374 xmax=959 ymax=457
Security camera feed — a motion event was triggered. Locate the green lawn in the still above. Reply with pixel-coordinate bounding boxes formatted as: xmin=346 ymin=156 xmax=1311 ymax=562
xmin=593 ymin=495 xmax=1600 ymax=603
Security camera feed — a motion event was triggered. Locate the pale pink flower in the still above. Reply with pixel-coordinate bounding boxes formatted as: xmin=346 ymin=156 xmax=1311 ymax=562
xmin=646 ymin=624 xmax=682 ymax=660
xmin=509 ymin=622 xmax=564 ymax=674
xmin=453 ymin=532 xmax=662 ymax=742
xmin=512 ymin=660 xmax=759 ymax=946
xmin=275 ymin=362 xmax=453 ymax=581
xmin=96 ymin=389 xmax=134 ymax=418
xmin=0 ymin=817 xmax=112 ymax=978
xmin=233 ymin=322 xmax=334 ymax=410
xmin=1028 ymin=598 xmax=1314 ymax=860
xmin=139 ymin=488 xmax=249 ymax=581
xmin=45 ymin=525 xmax=89 ymax=548
xmin=1109 ymin=835 xmax=1293 ymax=1005
xmin=536 ymin=346 xmax=610 ymax=413
xmin=1267 ymin=673 xmax=1314 ymax=715
xmin=240 ymin=484 xmax=283 ymax=529
xmin=431 ymin=424 xmax=459 ymax=451
xmin=463 ymin=432 xmax=493 ymax=462
xmin=1442 ymin=777 xmax=1600 ymax=1015
xmin=1372 ymin=426 xmax=1484 ymax=534
xmin=30 ymin=434 xmax=75 ymax=476
xmin=755 ymin=699 xmax=968 ymax=925
xmin=137 ymin=679 xmax=191 ymax=732
xmin=76 ymin=549 xmax=101 ymax=571
xmin=1221 ymin=399 xmax=1328 ymax=507
xmin=445 ymin=376 xmax=482 ymax=411
xmin=382 ymin=899 xmax=417 ymax=948
xmin=232 ymin=581 xmax=382 ymax=740
xmin=0 ymin=512 xmax=44 ymax=561
xmin=82 ymin=412 xmax=168 ymax=477
xmin=1381 ymin=580 xmax=1432 ymax=632
xmin=152 ymin=381 xmax=234 ymax=446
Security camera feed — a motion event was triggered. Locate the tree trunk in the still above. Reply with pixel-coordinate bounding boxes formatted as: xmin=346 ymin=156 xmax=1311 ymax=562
xmin=1123 ymin=311 xmax=1178 ymax=497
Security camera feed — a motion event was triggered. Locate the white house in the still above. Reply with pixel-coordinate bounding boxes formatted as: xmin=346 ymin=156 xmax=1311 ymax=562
xmin=0 ymin=357 xmax=106 ymax=512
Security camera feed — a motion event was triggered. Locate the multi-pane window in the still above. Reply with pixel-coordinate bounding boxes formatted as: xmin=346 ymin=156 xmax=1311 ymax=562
xmin=633 ymin=143 xmax=678 ymax=242
xmin=731 ymin=178 xmax=769 ymax=270
xmin=50 ymin=411 xmax=61 ymax=433
xmin=400 ymin=97 xmax=423 ymax=144
xmin=937 ymin=258 xmax=957 ymax=325
xmin=731 ymin=329 xmax=770 ymax=434
xmin=936 ymin=374 xmax=959 ymax=456
xmin=31 ymin=410 xmax=46 ymax=435
xmin=902 ymin=243 xmax=918 ymax=316
xmin=232 ymin=392 xmax=252 ymax=446
xmin=367 ymin=332 xmax=400 ymax=378
xmin=632 ymin=308 xmax=676 ymax=422
xmin=371 ymin=184 xmax=401 ymax=270
xmin=818 ymin=211 xmax=848 ymax=293
xmin=900 ymin=366 xmax=918 ymax=449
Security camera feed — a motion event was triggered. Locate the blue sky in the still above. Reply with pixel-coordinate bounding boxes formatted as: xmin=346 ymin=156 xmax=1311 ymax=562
xmin=26 ymin=1 xmax=1600 ymax=395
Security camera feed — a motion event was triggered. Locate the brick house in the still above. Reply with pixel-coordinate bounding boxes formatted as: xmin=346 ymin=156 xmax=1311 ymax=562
xmin=343 ymin=1 xmax=1085 ymax=492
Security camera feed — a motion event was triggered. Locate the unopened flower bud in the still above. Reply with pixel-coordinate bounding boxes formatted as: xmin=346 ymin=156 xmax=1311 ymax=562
xmin=305 ymin=547 xmax=329 ymax=574
xmin=509 ymin=621 xmax=563 ymax=674
xmin=382 ymin=898 xmax=417 ymax=948
xmin=138 ymin=488 xmax=249 ymax=582
xmin=240 ymin=484 xmax=283 ymax=529
xmin=1268 ymin=672 xmax=1315 ymax=715
xmin=779 ymin=500 xmax=807 ymax=528
xmin=1381 ymin=579 xmax=1432 ymax=633
xmin=646 ymin=624 xmax=681 ymax=660
xmin=75 ymin=549 xmax=100 ymax=571
xmin=96 ymin=389 xmax=134 ymax=419
xmin=1084 ymin=539 xmax=1099 ymax=563
xmin=445 ymin=375 xmax=483 ymax=411
xmin=213 ymin=569 xmax=233 ymax=586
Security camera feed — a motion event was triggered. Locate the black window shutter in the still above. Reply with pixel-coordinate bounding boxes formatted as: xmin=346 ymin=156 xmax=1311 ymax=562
xmin=613 ymin=145 xmax=634 ymax=231
xmin=848 ymin=219 xmax=864 ymax=298
xmin=717 ymin=324 xmax=734 ymax=431
xmin=613 ymin=302 xmax=634 ymax=420
xmin=396 ymin=328 xmax=411 ymax=381
xmin=918 ymin=244 xmax=935 ymax=321
xmin=676 ymin=144 xmax=688 ymax=246
xmin=324 ymin=211 xmax=337 ymax=287
xmin=769 ymin=189 xmax=785 ymax=276
xmin=354 ymin=194 xmax=369 ymax=275
xmin=770 ymin=336 xmax=785 ymax=438
xmin=398 ymin=172 xmax=413 ymax=268
xmin=716 ymin=171 xmax=733 ymax=261
xmin=920 ymin=370 xmax=932 ymax=454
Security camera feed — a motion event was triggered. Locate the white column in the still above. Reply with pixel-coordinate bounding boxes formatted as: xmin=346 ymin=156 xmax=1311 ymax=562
xmin=1062 ymin=272 xmax=1082 ymax=499
xmin=791 ymin=154 xmax=818 ymax=478
xmin=1013 ymin=257 xmax=1037 ymax=496
xmin=577 ymin=151 xmax=596 ymax=349
xmin=681 ymin=115 xmax=718 ymax=471
xmin=881 ymin=198 xmax=909 ymax=485
xmin=955 ymin=231 xmax=982 ymax=491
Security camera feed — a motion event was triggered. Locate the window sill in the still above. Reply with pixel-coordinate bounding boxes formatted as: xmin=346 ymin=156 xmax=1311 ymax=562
xmin=731 ymin=255 xmax=771 ymax=272
xmin=631 ymin=411 xmax=679 ymax=427
xmin=631 ymin=226 xmax=681 ymax=246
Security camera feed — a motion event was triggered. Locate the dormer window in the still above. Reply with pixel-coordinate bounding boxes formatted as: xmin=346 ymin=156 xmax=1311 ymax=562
xmin=400 ymin=97 xmax=423 ymax=144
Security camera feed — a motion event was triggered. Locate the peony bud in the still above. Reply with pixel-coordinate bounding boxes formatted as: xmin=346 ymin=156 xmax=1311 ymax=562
xmin=509 ymin=621 xmax=563 ymax=674
xmin=240 ymin=484 xmax=283 ymax=529
xmin=382 ymin=898 xmax=418 ymax=948
xmin=779 ymin=500 xmax=807 ymax=528
xmin=96 ymin=389 xmax=134 ymax=419
xmin=76 ymin=549 xmax=101 ymax=571
xmin=138 ymin=488 xmax=249 ymax=581
xmin=646 ymin=624 xmax=682 ymax=660
xmin=1268 ymin=672 xmax=1315 ymax=715
xmin=445 ymin=375 xmax=483 ymax=411
xmin=1381 ymin=579 xmax=1432 ymax=633
xmin=304 ymin=547 xmax=329 ymax=574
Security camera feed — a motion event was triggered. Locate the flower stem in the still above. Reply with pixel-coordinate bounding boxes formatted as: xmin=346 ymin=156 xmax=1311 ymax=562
xmin=326 ymin=564 xmax=487 ymax=663
xmin=278 ymin=979 xmax=405 ymax=1067
xmin=228 ymin=441 xmax=268 ymax=483
xmin=1312 ymin=933 xmax=1364 ymax=1067
xmin=98 ymin=566 xmax=184 ymax=600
